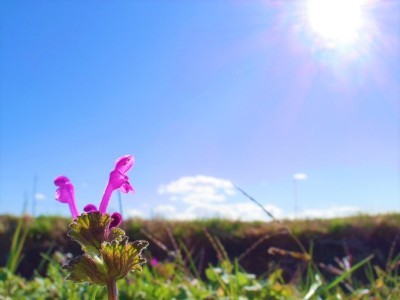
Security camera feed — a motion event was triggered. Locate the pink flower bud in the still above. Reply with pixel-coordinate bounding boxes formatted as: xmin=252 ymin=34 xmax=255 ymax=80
xmin=83 ymin=204 xmax=97 ymax=213
xmin=110 ymin=212 xmax=123 ymax=228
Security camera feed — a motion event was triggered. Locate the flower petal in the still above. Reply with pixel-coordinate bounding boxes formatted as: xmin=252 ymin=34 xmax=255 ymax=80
xmin=54 ymin=175 xmax=70 ymax=187
xmin=119 ymin=182 xmax=134 ymax=194
xmin=109 ymin=170 xmax=128 ymax=190
xmin=115 ymin=155 xmax=134 ymax=174
xmin=55 ymin=183 xmax=75 ymax=204
xmin=55 ymin=188 xmax=67 ymax=203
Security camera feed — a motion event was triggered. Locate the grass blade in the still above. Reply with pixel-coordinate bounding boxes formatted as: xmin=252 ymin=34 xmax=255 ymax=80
xmin=315 ymin=254 xmax=374 ymax=297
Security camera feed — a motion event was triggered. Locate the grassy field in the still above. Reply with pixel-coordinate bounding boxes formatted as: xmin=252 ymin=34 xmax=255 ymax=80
xmin=0 ymin=213 xmax=399 ymax=299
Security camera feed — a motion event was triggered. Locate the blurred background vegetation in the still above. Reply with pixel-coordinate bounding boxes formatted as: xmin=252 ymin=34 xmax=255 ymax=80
xmin=1 ymin=213 xmax=399 ymax=299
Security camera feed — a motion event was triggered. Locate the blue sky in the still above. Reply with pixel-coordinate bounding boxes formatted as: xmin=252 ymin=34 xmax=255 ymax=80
xmin=1 ymin=0 xmax=399 ymax=220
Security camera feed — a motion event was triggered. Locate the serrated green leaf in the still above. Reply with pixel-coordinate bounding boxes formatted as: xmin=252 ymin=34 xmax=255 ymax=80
xmin=68 ymin=212 xmax=126 ymax=257
xmin=108 ymin=226 xmax=126 ymax=243
xmin=100 ymin=239 xmax=149 ymax=281
xmin=63 ymin=239 xmax=148 ymax=285
xmin=64 ymin=254 xmax=108 ymax=285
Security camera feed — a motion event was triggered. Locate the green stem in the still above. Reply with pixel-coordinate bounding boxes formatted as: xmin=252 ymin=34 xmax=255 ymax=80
xmin=107 ymin=279 xmax=117 ymax=300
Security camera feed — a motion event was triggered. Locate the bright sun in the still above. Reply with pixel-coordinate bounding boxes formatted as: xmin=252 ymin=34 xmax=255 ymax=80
xmin=306 ymin=0 xmax=366 ymax=46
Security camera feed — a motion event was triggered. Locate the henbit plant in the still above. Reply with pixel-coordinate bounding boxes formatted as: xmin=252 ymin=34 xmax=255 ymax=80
xmin=54 ymin=155 xmax=148 ymax=300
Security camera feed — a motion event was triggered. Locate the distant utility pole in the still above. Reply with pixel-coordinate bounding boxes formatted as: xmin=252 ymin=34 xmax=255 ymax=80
xmin=293 ymin=173 xmax=307 ymax=219
xmin=118 ymin=190 xmax=124 ymax=219
xmin=32 ymin=175 xmax=38 ymax=217
xmin=293 ymin=179 xmax=298 ymax=219
xmin=24 ymin=191 xmax=29 ymax=213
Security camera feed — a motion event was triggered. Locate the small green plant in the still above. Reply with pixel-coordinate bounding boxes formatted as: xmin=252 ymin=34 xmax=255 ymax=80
xmin=5 ymin=203 xmax=30 ymax=275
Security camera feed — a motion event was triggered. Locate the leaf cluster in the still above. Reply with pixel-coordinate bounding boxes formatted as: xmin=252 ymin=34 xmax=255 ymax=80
xmin=64 ymin=212 xmax=148 ymax=286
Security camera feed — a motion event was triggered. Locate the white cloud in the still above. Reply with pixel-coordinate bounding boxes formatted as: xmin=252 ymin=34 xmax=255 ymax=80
xmin=150 ymin=202 xmax=282 ymax=221
xmin=296 ymin=206 xmax=360 ymax=219
xmin=153 ymin=204 xmax=176 ymax=215
xmin=156 ymin=176 xmax=361 ymax=221
xmin=127 ymin=209 xmax=145 ymax=218
xmin=188 ymin=202 xmax=283 ymax=221
xmin=35 ymin=193 xmax=46 ymax=200
xmin=156 ymin=176 xmax=281 ymax=221
xmin=153 ymin=204 xmax=197 ymax=220
xmin=150 ymin=201 xmax=360 ymax=221
xmin=293 ymin=173 xmax=308 ymax=180
xmin=158 ymin=175 xmax=235 ymax=205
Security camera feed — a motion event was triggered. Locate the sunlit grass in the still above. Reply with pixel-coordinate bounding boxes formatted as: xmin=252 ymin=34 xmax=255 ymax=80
xmin=1 ymin=212 xmax=400 ymax=299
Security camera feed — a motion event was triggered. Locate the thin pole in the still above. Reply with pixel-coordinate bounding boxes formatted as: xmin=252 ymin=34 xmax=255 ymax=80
xmin=118 ymin=190 xmax=123 ymax=219
xmin=32 ymin=175 xmax=37 ymax=217
xmin=24 ymin=191 xmax=29 ymax=214
xmin=293 ymin=178 xmax=298 ymax=220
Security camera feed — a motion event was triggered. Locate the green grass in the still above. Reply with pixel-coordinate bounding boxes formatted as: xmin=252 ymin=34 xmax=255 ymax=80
xmin=0 ymin=213 xmax=399 ymax=299
xmin=0 ymin=249 xmax=399 ymax=299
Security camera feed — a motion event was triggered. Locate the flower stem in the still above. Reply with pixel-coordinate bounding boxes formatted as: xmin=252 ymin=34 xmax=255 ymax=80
xmin=69 ymin=200 xmax=79 ymax=219
xmin=99 ymin=184 xmax=113 ymax=213
xmin=107 ymin=279 xmax=117 ymax=300
xmin=68 ymin=188 xmax=79 ymax=219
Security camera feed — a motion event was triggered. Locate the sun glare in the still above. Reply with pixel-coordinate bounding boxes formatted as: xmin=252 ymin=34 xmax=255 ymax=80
xmin=306 ymin=0 xmax=366 ymax=46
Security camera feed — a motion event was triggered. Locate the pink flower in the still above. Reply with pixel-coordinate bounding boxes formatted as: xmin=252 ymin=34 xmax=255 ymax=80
xmin=54 ymin=176 xmax=79 ymax=219
xmin=99 ymin=155 xmax=135 ymax=213
xmin=150 ymin=257 xmax=159 ymax=267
